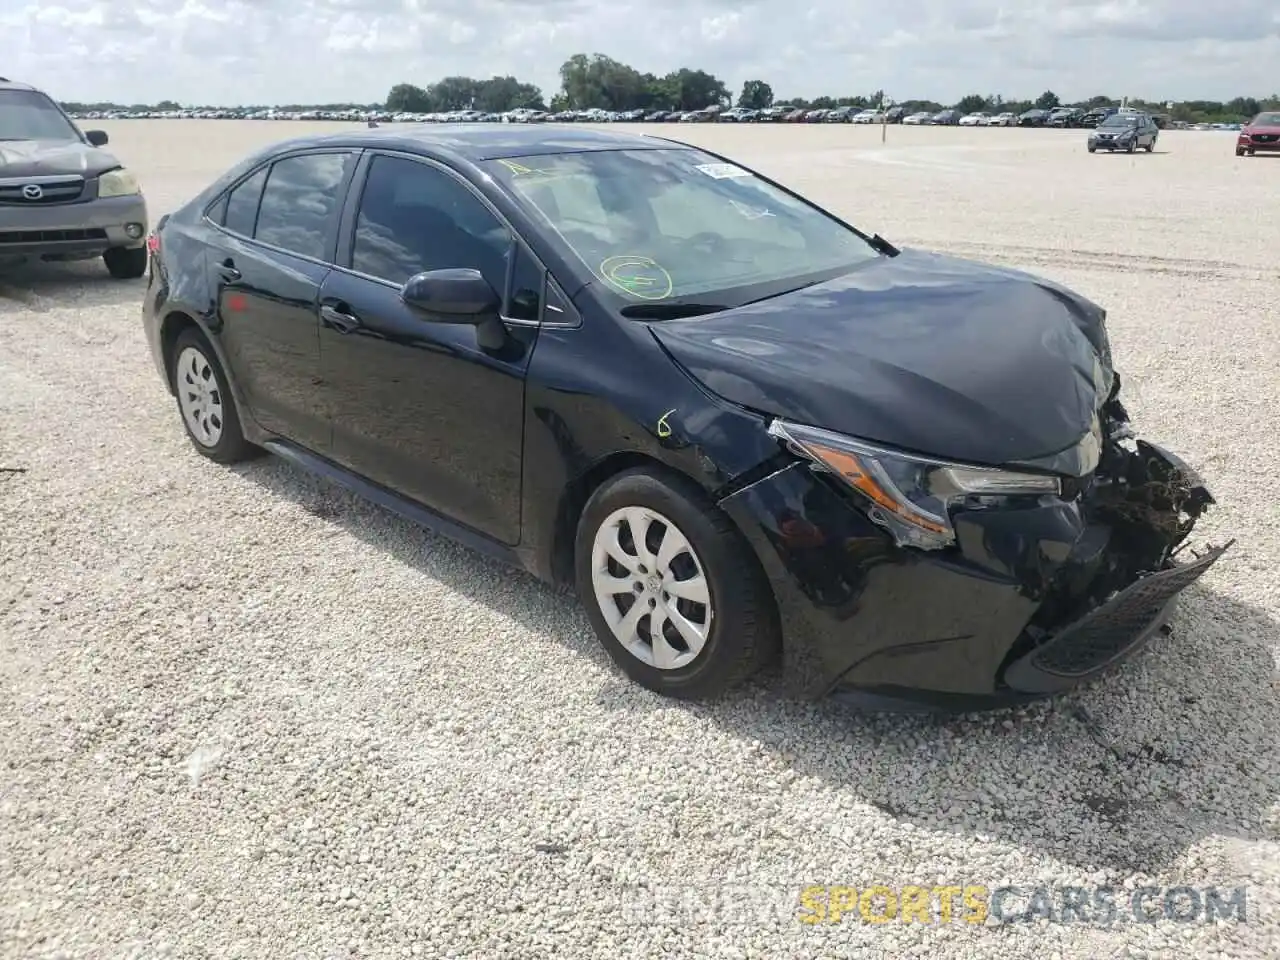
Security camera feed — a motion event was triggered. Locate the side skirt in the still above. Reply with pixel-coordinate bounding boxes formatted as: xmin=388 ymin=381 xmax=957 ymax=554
xmin=262 ymin=439 xmax=529 ymax=575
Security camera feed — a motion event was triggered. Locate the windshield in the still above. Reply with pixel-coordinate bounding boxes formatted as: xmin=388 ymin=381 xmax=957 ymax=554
xmin=485 ymin=148 xmax=880 ymax=308
xmin=1099 ymin=115 xmax=1138 ymax=128
xmin=0 ymin=89 xmax=81 ymax=141
xmin=1252 ymin=112 xmax=1280 ymax=126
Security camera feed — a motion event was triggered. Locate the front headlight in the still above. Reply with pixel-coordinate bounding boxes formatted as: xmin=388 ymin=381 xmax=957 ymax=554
xmin=98 ymin=168 xmax=140 ymax=198
xmin=767 ymin=420 xmax=1062 ymax=550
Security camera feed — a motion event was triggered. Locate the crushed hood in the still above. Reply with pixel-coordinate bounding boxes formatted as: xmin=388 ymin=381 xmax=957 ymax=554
xmin=650 ymin=248 xmax=1113 ymax=467
xmin=0 ymin=139 xmax=121 ymax=179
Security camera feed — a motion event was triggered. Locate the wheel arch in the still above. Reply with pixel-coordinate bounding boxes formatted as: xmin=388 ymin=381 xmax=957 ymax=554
xmin=158 ymin=310 xmax=247 ymax=415
xmin=550 ymin=452 xmax=672 ymax=588
xmin=549 ymin=452 xmax=756 ymax=591
xmin=159 ymin=309 xmax=201 ymax=393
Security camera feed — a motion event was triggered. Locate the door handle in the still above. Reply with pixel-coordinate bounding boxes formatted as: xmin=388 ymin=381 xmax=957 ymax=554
xmin=216 ymin=258 xmax=241 ymax=282
xmin=320 ymin=303 xmax=362 ymax=334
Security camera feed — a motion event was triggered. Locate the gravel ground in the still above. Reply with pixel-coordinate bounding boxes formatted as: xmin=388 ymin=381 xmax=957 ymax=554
xmin=2 ymin=122 xmax=1279 ymax=959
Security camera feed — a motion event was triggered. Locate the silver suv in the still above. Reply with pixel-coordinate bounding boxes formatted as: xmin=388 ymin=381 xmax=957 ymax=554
xmin=0 ymin=78 xmax=149 ymax=278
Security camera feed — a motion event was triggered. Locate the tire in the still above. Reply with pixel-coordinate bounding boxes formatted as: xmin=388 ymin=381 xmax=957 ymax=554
xmin=574 ymin=467 xmax=780 ymax=699
xmin=1126 ymin=140 xmax=1136 ymax=153
xmin=169 ymin=327 xmax=257 ymax=463
xmin=102 ymin=245 xmax=147 ymax=279
xmin=1087 ymin=146 xmax=1096 ymax=153
xmin=1236 ymin=148 xmax=1246 ymax=157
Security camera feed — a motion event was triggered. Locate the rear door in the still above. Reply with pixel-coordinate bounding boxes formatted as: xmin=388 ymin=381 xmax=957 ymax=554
xmin=205 ymin=149 xmax=358 ymax=452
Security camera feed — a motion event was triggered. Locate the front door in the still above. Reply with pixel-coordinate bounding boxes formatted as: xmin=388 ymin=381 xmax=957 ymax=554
xmin=317 ymin=152 xmax=540 ymax=545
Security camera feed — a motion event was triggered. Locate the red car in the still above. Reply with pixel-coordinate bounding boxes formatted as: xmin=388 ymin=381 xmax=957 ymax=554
xmin=1237 ymin=110 xmax=1280 ymax=156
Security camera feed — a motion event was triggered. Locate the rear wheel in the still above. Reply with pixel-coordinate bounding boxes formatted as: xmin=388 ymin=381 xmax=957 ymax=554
xmin=170 ymin=327 xmax=257 ymax=463
xmin=103 ymin=245 xmax=147 ymax=279
xmin=574 ymin=467 xmax=779 ymax=699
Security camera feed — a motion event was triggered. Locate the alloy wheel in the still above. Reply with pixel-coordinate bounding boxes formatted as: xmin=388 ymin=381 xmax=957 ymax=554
xmin=590 ymin=506 xmax=713 ymax=670
xmin=175 ymin=346 xmax=224 ymax=447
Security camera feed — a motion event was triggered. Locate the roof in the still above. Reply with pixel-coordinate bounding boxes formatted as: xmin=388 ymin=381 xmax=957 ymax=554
xmin=0 ymin=78 xmax=39 ymax=92
xmin=279 ymin=124 xmax=680 ymax=162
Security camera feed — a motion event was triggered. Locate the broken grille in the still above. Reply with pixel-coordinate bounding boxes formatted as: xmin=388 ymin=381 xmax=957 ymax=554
xmin=1030 ymin=543 xmax=1229 ymax=677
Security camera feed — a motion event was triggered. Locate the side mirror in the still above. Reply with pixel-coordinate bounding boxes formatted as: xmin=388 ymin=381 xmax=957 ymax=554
xmin=85 ymin=129 xmax=109 ymax=147
xmin=400 ymin=268 xmax=500 ymax=320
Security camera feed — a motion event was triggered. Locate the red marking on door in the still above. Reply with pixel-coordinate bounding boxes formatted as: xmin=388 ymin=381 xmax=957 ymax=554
xmin=227 ymin=294 xmax=247 ymax=312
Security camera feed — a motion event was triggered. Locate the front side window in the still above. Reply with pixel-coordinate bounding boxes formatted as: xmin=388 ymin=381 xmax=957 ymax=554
xmin=0 ymin=89 xmax=81 ymax=141
xmin=484 ymin=148 xmax=880 ymax=310
xmin=349 ymin=154 xmax=511 ymax=291
xmin=254 ymin=152 xmax=354 ymax=260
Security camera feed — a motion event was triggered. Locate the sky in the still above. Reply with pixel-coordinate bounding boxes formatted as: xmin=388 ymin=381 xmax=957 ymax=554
xmin=3 ymin=0 xmax=1279 ymax=106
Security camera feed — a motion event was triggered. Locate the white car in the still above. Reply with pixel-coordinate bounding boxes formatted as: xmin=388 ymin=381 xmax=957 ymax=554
xmin=902 ymin=111 xmax=932 ymax=125
xmin=988 ymin=112 xmax=1017 ymax=127
xmin=959 ymin=112 xmax=990 ymax=126
xmin=852 ymin=109 xmax=885 ymax=124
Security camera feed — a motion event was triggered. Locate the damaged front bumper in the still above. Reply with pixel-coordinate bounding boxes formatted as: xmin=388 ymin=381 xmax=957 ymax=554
xmin=719 ymin=420 xmax=1230 ymax=711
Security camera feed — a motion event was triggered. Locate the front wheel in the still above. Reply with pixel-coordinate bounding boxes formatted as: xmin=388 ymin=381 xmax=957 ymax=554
xmin=103 ymin=245 xmax=147 ymax=279
xmin=574 ymin=468 xmax=779 ymax=699
xmin=1236 ymin=148 xmax=1246 ymax=157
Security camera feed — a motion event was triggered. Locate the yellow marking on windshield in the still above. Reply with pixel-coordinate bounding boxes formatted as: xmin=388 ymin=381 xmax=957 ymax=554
xmin=498 ymin=159 xmax=537 ymax=175
xmin=599 ymin=255 xmax=673 ymax=300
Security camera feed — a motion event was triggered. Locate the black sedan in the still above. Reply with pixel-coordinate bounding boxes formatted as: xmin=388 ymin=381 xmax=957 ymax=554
xmin=1088 ymin=112 xmax=1159 ymax=153
xmin=141 ymin=126 xmax=1226 ymax=711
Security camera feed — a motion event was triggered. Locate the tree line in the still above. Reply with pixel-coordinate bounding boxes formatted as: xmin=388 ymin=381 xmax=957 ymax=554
xmin=61 ymin=52 xmax=1280 ymax=125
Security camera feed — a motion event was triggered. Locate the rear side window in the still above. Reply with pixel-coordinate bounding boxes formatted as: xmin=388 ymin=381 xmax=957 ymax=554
xmin=254 ymin=153 xmax=354 ymax=260
xmin=222 ymin=166 xmax=267 ymax=236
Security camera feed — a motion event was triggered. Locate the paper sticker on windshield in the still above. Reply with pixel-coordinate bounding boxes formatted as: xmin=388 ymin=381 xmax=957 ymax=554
xmin=695 ymin=163 xmax=753 ymax=180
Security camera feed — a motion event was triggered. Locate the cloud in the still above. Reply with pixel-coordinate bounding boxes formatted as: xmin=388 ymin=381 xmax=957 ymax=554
xmin=2 ymin=0 xmax=1277 ymax=105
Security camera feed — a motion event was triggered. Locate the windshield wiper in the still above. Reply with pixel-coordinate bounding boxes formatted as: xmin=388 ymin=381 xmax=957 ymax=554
xmin=867 ymin=233 xmax=900 ymax=256
xmin=619 ymin=302 xmax=730 ymax=320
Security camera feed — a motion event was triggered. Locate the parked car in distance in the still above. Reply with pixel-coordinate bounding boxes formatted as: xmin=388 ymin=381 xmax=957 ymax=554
xmin=757 ymin=106 xmax=794 ymax=122
xmin=958 ymin=112 xmax=989 ymax=126
xmin=142 ymin=125 xmax=1225 ymax=712
xmin=824 ymin=106 xmax=855 ymax=123
xmin=902 ymin=111 xmax=933 ymax=125
xmin=852 ymin=110 xmax=885 ymax=124
xmin=1237 ymin=110 xmax=1280 ymax=156
xmin=1088 ymin=112 xmax=1159 ymax=152
xmin=931 ymin=109 xmax=961 ymax=125
xmin=987 ymin=112 xmax=1017 ymax=127
xmin=0 ymin=77 xmax=149 ymax=277
xmin=1079 ymin=107 xmax=1117 ymax=128
xmin=884 ymin=106 xmax=906 ymax=123
xmin=1018 ymin=109 xmax=1049 ymax=127
xmin=1048 ymin=107 xmax=1085 ymax=128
